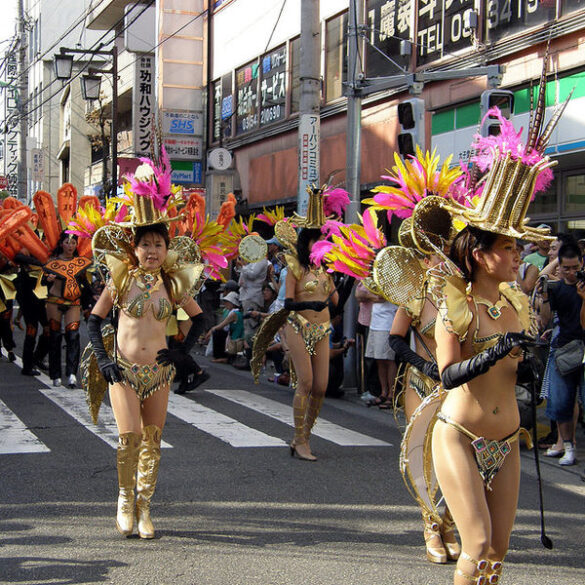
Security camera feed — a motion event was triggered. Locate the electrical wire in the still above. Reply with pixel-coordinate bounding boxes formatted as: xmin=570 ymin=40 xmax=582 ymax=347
xmin=263 ymin=0 xmax=287 ymax=55
xmin=5 ymin=1 xmax=155 ymax=126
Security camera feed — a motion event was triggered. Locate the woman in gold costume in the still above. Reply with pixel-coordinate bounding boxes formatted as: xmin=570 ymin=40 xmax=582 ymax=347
xmin=389 ymin=253 xmax=460 ymax=565
xmin=285 ymin=226 xmax=338 ymax=461
xmin=86 ymin=155 xmax=204 ymax=539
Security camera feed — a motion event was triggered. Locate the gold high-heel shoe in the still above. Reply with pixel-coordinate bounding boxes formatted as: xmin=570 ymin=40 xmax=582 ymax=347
xmin=441 ymin=507 xmax=461 ymax=561
xmin=486 ymin=560 xmax=503 ymax=584
xmin=289 ymin=440 xmax=317 ymax=461
xmin=423 ymin=515 xmax=447 ymax=564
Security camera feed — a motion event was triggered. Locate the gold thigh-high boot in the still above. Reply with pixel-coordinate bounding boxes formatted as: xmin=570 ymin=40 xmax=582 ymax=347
xmin=135 ymin=425 xmax=162 ymax=539
xmin=290 ymin=393 xmax=316 ymax=461
xmin=116 ymin=431 xmax=141 ymax=536
xmin=303 ymin=391 xmax=325 ymax=442
xmin=455 ymin=552 xmax=489 ymax=584
xmin=441 ymin=506 xmax=461 ymax=561
xmin=292 ymin=393 xmax=307 ymax=444
xmin=423 ymin=513 xmax=447 ymax=564
xmin=486 ymin=560 xmax=503 ymax=584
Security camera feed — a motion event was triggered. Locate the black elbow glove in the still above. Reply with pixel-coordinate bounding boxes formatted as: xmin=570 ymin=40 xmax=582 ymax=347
xmin=441 ymin=331 xmax=537 ymax=390
xmin=87 ymin=314 xmax=122 ymax=384
xmin=183 ymin=313 xmax=206 ymax=353
xmin=388 ymin=334 xmax=439 ymax=381
xmin=156 ymin=347 xmax=196 ymax=378
xmin=284 ymin=298 xmax=327 ymax=312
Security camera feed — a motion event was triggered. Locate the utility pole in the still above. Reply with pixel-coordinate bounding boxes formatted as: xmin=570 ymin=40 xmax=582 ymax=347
xmin=297 ymin=0 xmax=320 ymax=214
xmin=342 ymin=0 xmax=363 ymax=390
xmin=17 ymin=0 xmax=28 ymax=201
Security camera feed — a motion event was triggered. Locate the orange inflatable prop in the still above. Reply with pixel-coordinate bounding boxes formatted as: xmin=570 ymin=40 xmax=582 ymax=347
xmin=78 ymin=195 xmax=100 ymax=211
xmin=57 ymin=183 xmax=78 ymax=228
xmin=216 ymin=193 xmax=236 ymax=227
xmin=33 ymin=191 xmax=60 ymax=251
xmin=2 ymin=196 xmax=24 ymax=209
xmin=12 ymin=225 xmax=49 ymax=264
xmin=0 ymin=206 xmax=32 ymax=244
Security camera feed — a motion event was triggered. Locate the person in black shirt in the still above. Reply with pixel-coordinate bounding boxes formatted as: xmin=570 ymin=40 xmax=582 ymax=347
xmin=538 ymin=242 xmax=585 ymax=466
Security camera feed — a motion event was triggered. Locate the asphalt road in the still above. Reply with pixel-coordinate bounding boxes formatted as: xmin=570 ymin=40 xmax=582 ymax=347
xmin=1 ymin=335 xmax=584 ymax=585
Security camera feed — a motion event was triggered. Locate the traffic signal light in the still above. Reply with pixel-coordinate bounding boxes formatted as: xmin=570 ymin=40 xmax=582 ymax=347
xmin=480 ymin=89 xmax=514 ymax=137
xmin=397 ymin=98 xmax=425 ymax=158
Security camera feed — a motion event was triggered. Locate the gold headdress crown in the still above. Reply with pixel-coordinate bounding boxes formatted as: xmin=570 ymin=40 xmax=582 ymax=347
xmin=291 ymin=185 xmax=327 ymax=228
xmin=413 ymin=47 xmax=570 ymax=244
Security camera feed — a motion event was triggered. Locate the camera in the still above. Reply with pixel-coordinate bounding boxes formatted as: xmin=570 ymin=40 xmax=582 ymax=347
xmin=576 ymin=270 xmax=585 ymax=283
xmin=243 ymin=311 xmax=254 ymax=319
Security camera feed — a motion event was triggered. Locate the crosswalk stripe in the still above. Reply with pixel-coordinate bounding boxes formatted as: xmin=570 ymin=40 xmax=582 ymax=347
xmin=2 ymin=352 xmax=172 ymax=451
xmin=0 ymin=398 xmax=50 ymax=454
xmin=167 ymin=392 xmax=286 ymax=448
xmin=205 ymin=389 xmax=392 ymax=447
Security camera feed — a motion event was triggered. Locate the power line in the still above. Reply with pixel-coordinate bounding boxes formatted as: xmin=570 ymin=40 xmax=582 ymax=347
xmin=13 ymin=3 xmax=207 ymax=125
xmin=6 ymin=1 xmax=154 ymax=126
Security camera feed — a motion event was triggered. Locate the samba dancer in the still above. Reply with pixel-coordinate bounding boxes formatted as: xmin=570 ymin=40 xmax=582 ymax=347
xmin=364 ymin=149 xmax=464 ymax=564
xmin=425 ymin=75 xmax=565 ymax=583
xmin=84 ymin=151 xmax=207 ymax=539
xmin=44 ymin=231 xmax=91 ymax=387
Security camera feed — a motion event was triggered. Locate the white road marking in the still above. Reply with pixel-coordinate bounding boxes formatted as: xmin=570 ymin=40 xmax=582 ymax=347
xmin=0 ymin=399 xmax=50 ymax=454
xmin=167 ymin=392 xmax=287 ymax=448
xmin=205 ymin=389 xmax=392 ymax=447
xmin=1 ymin=351 xmax=172 ymax=450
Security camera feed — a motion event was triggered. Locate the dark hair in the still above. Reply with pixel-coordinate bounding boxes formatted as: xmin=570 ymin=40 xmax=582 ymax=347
xmin=296 ymin=228 xmax=322 ymax=269
xmin=558 ymin=242 xmax=582 ymax=263
xmin=52 ymin=231 xmax=78 ymax=257
xmin=449 ymin=226 xmax=499 ymax=281
xmin=133 ymin=223 xmax=170 ymax=248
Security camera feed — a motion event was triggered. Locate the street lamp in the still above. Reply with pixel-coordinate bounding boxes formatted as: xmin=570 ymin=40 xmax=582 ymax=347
xmin=81 ymin=74 xmax=102 ymax=101
xmin=53 ymin=46 xmax=118 ymax=198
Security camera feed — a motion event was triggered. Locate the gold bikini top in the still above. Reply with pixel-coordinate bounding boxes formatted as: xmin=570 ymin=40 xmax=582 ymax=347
xmin=285 ymin=254 xmax=333 ymax=295
xmin=121 ymin=268 xmax=173 ymax=321
xmin=104 ymin=252 xmax=204 ymax=319
xmin=428 ymin=262 xmax=535 ymax=355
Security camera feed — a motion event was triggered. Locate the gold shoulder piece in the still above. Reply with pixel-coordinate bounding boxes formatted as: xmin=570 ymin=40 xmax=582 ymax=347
xmin=499 ymin=282 xmax=536 ymax=335
xmin=428 ymin=262 xmax=472 ymax=342
xmin=165 ymin=240 xmax=205 ymax=308
xmin=284 ymin=253 xmax=303 ymax=281
xmin=104 ymin=254 xmax=132 ymax=305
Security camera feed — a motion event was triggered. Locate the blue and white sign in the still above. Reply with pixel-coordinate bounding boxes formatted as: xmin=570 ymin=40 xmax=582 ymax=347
xmin=171 ymin=162 xmax=203 ymax=185
xmin=162 ymin=111 xmax=203 ymax=136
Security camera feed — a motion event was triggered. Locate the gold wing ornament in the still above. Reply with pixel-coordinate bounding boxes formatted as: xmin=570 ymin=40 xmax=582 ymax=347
xmin=250 ymin=308 xmax=290 ymax=383
xmin=372 ymin=246 xmax=427 ymax=317
xmin=239 ymin=234 xmax=267 ymax=263
xmin=80 ymin=324 xmax=115 ymax=424
xmin=400 ymin=388 xmax=445 ymax=526
xmin=274 ymin=219 xmax=298 ymax=251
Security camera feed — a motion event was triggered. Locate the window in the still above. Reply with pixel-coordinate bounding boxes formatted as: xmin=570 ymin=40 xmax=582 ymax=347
xmin=325 ymin=12 xmax=348 ymax=103
xmin=564 ymin=172 xmax=585 ymax=214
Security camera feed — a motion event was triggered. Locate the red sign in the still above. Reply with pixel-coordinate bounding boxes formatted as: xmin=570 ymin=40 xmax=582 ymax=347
xmin=0 ymin=176 xmax=8 ymax=190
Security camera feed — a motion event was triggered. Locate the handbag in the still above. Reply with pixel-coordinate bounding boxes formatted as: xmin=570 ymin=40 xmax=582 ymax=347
xmin=554 ymin=339 xmax=585 ymax=376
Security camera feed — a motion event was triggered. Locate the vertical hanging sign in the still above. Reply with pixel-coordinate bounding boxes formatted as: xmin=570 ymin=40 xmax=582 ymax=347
xmin=298 ymin=113 xmax=320 ymax=215
xmin=133 ymin=54 xmax=155 ymax=156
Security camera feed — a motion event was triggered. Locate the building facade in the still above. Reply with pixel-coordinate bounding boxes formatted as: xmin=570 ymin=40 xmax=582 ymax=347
xmin=209 ymin=0 xmax=585 ymax=232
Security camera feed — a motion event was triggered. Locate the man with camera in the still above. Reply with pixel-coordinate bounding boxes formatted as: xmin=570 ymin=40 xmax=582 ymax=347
xmin=538 ymin=241 xmax=585 ymax=467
